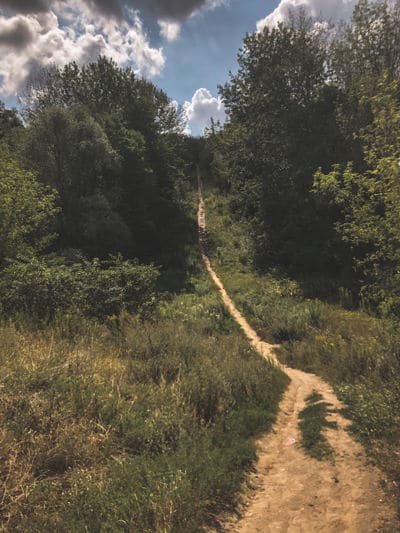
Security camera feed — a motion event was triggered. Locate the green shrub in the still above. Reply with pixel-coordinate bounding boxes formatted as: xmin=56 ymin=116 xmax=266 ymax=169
xmin=337 ymin=384 xmax=400 ymax=441
xmin=0 ymin=256 xmax=159 ymax=321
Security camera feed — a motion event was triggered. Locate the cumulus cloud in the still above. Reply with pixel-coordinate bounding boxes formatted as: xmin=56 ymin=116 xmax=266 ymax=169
xmin=84 ymin=0 xmax=123 ymax=18
xmin=257 ymin=0 xmax=357 ymax=31
xmin=183 ymin=88 xmax=226 ymax=135
xmin=0 ymin=15 xmax=35 ymax=49
xmin=0 ymin=0 xmax=228 ymax=99
xmin=158 ymin=20 xmax=181 ymax=42
xmin=0 ymin=0 xmax=218 ymax=21
xmin=0 ymin=0 xmax=51 ymax=14
xmin=0 ymin=4 xmax=165 ymax=95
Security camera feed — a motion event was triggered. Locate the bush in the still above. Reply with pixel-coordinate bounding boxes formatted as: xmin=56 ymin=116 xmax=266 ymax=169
xmin=0 ymin=256 xmax=159 ymax=321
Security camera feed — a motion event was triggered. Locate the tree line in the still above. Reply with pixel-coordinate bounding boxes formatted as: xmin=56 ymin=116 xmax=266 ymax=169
xmin=0 ymin=58 xmax=194 ymax=320
xmin=204 ymin=0 xmax=400 ymax=315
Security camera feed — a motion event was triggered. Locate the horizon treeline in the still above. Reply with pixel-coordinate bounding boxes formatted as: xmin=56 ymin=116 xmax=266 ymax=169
xmin=204 ymin=0 xmax=400 ymax=316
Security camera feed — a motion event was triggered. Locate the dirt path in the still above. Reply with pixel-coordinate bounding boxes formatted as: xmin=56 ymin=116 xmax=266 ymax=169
xmin=198 ymin=184 xmax=397 ymax=532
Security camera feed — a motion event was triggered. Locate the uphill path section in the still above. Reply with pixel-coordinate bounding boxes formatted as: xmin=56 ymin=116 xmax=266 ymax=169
xmin=197 ymin=177 xmax=397 ymax=533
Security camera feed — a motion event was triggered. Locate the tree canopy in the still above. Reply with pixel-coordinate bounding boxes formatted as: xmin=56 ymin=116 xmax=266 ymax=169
xmin=205 ymin=0 xmax=400 ymax=314
xmin=17 ymin=57 xmax=190 ymax=262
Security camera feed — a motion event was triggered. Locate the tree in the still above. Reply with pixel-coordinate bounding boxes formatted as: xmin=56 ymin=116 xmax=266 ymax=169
xmin=21 ymin=57 xmax=190 ymax=264
xmin=313 ymin=76 xmax=400 ymax=313
xmin=331 ymin=0 xmax=400 ymax=91
xmin=25 ymin=106 xmax=119 ymax=197
xmin=23 ymin=105 xmax=121 ymax=253
xmin=328 ymin=0 xmax=400 ymax=169
xmin=24 ymin=57 xmax=182 ymax=136
xmin=0 ymin=144 xmax=58 ymax=263
xmin=0 ymin=101 xmax=22 ymax=140
xmin=219 ymin=18 xmax=344 ymax=269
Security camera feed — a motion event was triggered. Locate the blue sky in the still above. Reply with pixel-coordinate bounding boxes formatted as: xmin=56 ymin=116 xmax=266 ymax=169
xmin=0 ymin=0 xmax=357 ymax=134
xmin=154 ymin=1 xmax=278 ymax=104
xmin=155 ymin=0 xmax=279 ymax=134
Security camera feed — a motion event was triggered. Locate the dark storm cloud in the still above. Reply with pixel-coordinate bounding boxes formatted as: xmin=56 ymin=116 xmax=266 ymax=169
xmin=84 ymin=0 xmax=123 ymax=18
xmin=0 ymin=0 xmax=210 ymax=20
xmin=0 ymin=17 xmax=35 ymax=49
xmin=123 ymin=0 xmax=208 ymax=19
xmin=0 ymin=0 xmax=51 ymax=13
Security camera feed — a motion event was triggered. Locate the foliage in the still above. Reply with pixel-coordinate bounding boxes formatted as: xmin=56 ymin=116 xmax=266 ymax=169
xmin=20 ymin=57 xmax=190 ymax=264
xmin=0 ymin=256 xmax=159 ymax=322
xmin=313 ymin=77 xmax=400 ymax=314
xmin=0 ymin=144 xmax=58 ymax=263
xmin=217 ymin=16 xmax=346 ymax=270
xmin=331 ymin=0 xmax=400 ymax=92
xmin=0 ymin=101 xmax=22 ymax=140
xmin=22 ymin=105 xmax=128 ymax=256
xmin=25 ymin=57 xmax=182 ymax=134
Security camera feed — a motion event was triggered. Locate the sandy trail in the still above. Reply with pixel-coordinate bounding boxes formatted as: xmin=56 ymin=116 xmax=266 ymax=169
xmin=198 ymin=184 xmax=397 ymax=532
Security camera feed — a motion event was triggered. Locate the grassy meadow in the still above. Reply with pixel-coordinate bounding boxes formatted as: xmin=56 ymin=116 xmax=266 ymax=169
xmin=0 ymin=242 xmax=288 ymax=532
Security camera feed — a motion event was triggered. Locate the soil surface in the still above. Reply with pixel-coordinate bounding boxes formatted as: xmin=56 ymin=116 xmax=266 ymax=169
xmin=198 ymin=183 xmax=398 ymax=532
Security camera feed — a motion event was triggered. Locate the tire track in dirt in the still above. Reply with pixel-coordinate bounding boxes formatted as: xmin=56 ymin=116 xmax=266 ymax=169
xmin=198 ymin=180 xmax=397 ymax=532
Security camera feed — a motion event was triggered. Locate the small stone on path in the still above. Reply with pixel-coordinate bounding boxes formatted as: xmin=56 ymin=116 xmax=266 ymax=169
xmin=282 ymin=436 xmax=296 ymax=447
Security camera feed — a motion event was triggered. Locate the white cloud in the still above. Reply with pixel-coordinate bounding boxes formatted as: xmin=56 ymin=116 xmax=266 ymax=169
xmin=0 ymin=2 xmax=165 ymax=96
xmin=0 ymin=0 xmax=231 ymax=98
xmin=158 ymin=20 xmax=181 ymax=42
xmin=183 ymin=87 xmax=226 ymax=135
xmin=257 ymin=0 xmax=357 ymax=31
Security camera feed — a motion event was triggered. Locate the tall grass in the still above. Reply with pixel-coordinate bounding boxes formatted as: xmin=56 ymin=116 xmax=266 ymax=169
xmin=0 ymin=269 xmax=288 ymax=532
